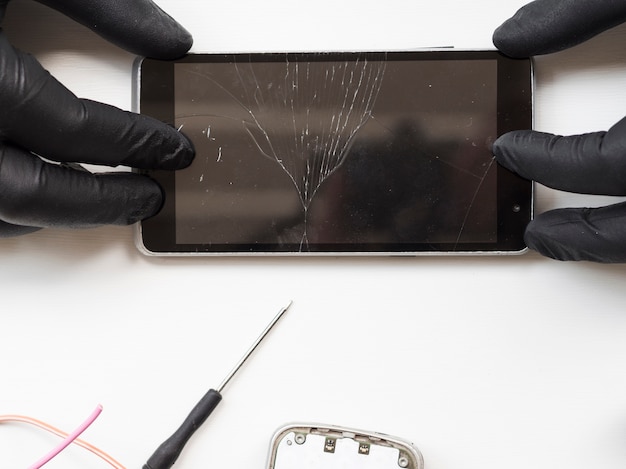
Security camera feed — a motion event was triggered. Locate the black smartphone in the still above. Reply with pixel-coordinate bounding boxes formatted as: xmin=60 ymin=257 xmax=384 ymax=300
xmin=135 ymin=50 xmax=532 ymax=255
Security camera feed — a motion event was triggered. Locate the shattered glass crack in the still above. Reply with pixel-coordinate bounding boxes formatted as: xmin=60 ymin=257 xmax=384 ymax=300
xmin=172 ymin=54 xmax=499 ymax=250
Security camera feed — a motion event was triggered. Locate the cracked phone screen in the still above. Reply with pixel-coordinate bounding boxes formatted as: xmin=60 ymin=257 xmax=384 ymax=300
xmin=173 ymin=53 xmax=497 ymax=251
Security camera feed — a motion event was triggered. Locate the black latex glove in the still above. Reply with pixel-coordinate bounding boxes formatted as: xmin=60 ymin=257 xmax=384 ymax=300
xmin=492 ymin=0 xmax=626 ymax=262
xmin=0 ymin=0 xmax=195 ymax=237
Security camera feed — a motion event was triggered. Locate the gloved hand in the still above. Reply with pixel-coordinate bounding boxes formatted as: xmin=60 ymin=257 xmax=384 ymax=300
xmin=492 ymin=0 xmax=626 ymax=262
xmin=0 ymin=0 xmax=195 ymax=237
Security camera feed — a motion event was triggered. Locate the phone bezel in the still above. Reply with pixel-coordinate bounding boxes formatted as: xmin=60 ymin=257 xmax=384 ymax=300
xmin=134 ymin=50 xmax=533 ymax=256
xmin=265 ymin=423 xmax=424 ymax=469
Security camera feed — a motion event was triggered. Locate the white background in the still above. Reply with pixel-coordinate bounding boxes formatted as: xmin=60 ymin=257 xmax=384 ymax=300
xmin=2 ymin=1 xmax=626 ymax=468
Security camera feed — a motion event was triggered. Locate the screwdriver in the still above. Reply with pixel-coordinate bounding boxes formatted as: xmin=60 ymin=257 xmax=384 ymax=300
xmin=143 ymin=301 xmax=293 ymax=469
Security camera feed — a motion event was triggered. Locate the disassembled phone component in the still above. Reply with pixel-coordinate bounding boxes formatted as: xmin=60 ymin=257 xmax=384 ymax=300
xmin=266 ymin=423 xmax=424 ymax=469
xmin=143 ymin=301 xmax=293 ymax=469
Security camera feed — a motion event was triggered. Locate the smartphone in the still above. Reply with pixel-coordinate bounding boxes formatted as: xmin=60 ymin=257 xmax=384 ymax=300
xmin=135 ymin=50 xmax=533 ymax=255
xmin=266 ymin=423 xmax=424 ymax=469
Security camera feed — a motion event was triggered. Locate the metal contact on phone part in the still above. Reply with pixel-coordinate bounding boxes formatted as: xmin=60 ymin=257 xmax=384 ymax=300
xmin=398 ymin=454 xmax=410 ymax=468
xmin=324 ymin=437 xmax=336 ymax=453
xmin=294 ymin=433 xmax=306 ymax=445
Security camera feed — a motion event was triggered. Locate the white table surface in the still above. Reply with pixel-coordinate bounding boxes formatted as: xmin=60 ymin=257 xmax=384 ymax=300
xmin=2 ymin=1 xmax=626 ymax=468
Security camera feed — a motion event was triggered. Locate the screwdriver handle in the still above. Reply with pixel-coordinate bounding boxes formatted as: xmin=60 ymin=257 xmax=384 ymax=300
xmin=143 ymin=389 xmax=223 ymax=469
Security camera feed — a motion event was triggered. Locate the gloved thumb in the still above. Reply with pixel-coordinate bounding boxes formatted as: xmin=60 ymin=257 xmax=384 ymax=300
xmin=525 ymin=202 xmax=626 ymax=262
xmin=493 ymin=0 xmax=626 ymax=57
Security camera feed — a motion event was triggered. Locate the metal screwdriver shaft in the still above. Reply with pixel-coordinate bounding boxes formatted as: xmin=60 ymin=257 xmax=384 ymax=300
xmin=143 ymin=301 xmax=293 ymax=469
xmin=217 ymin=300 xmax=292 ymax=393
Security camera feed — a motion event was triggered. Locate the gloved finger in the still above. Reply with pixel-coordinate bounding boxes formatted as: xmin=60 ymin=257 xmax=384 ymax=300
xmin=525 ymin=202 xmax=626 ymax=262
xmin=493 ymin=0 xmax=626 ymax=57
xmin=493 ymin=116 xmax=626 ymax=196
xmin=0 ymin=219 xmax=41 ymax=238
xmin=36 ymin=0 xmax=192 ymax=59
xmin=0 ymin=33 xmax=194 ymax=170
xmin=0 ymin=143 xmax=164 ymax=229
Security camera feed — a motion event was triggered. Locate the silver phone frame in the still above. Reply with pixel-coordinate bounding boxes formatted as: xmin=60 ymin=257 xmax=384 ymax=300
xmin=265 ymin=423 xmax=424 ymax=469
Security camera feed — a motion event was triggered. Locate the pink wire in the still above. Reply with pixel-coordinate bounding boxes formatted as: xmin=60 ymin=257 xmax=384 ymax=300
xmin=28 ymin=404 xmax=103 ymax=469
